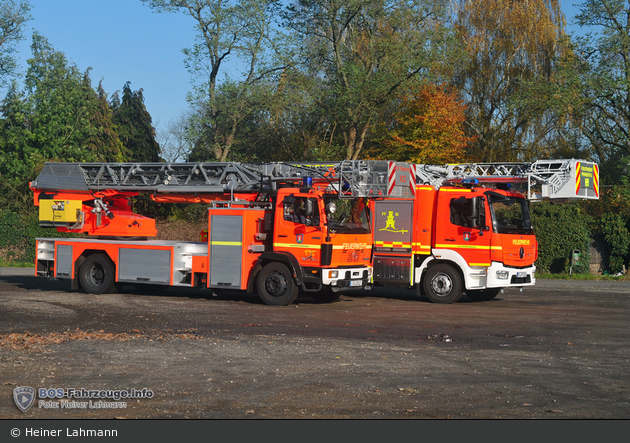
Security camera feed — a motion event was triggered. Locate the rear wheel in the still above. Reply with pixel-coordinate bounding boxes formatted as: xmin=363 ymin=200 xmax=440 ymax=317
xmin=466 ymin=288 xmax=501 ymax=302
xmin=257 ymin=262 xmax=299 ymax=306
xmin=79 ymin=254 xmax=116 ymax=294
xmin=423 ymin=264 xmax=462 ymax=304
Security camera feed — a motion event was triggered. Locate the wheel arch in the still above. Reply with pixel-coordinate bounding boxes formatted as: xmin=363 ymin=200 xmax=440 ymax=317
xmin=246 ymin=251 xmax=302 ymax=293
xmin=72 ymin=249 xmax=117 ymax=290
xmin=421 ymin=249 xmax=476 ymax=291
xmin=420 ymin=258 xmax=465 ymax=290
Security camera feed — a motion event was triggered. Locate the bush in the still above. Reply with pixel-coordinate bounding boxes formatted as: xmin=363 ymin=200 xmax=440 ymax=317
xmin=530 ymin=202 xmax=593 ymax=274
xmin=600 ymin=212 xmax=630 ymax=273
xmin=0 ymin=208 xmax=77 ymax=265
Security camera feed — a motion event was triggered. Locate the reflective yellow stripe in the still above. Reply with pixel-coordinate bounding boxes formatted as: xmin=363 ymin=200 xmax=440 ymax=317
xmin=375 ymin=242 xmax=411 ymax=248
xmin=274 ymin=243 xmax=321 ymax=249
xmin=211 ymin=241 xmax=242 ymax=246
xmin=469 ymin=263 xmax=491 ymax=267
xmin=435 ymin=244 xmax=502 ymax=250
xmin=412 ymin=243 xmax=430 ymax=249
xmin=333 ymin=244 xmax=372 ymax=250
xmin=440 ymin=188 xmax=472 ymax=192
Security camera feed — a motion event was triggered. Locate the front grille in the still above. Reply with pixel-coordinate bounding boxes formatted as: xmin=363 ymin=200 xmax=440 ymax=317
xmin=510 ymin=275 xmax=531 ymax=284
xmin=505 ymin=264 xmax=534 ymax=270
xmin=343 ymin=270 xmax=369 ymax=280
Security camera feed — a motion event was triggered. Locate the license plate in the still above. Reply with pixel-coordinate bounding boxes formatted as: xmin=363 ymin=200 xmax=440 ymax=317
xmin=350 ymin=280 xmax=363 ymax=287
xmin=516 ymin=272 xmax=527 ymax=278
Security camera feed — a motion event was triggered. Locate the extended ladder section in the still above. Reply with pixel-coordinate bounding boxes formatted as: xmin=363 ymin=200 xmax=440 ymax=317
xmin=415 ymin=159 xmax=599 ymax=201
xmin=31 ymin=160 xmax=416 ymax=199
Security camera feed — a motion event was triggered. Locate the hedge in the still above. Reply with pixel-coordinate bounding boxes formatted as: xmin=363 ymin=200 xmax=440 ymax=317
xmin=530 ymin=202 xmax=593 ymax=274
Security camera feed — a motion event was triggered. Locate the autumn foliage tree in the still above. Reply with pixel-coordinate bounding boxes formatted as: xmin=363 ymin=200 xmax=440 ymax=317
xmin=370 ymin=84 xmax=475 ymax=164
xmin=451 ymin=0 xmax=566 ymax=162
xmin=283 ymin=0 xmax=454 ymax=161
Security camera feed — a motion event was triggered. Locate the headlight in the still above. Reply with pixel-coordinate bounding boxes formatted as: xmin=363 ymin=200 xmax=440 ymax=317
xmin=328 ymin=270 xmax=339 ymax=279
xmin=496 ymin=270 xmax=509 ymax=280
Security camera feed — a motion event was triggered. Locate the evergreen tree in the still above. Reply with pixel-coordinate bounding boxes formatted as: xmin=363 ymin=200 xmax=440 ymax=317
xmin=25 ymin=32 xmax=102 ymax=165
xmin=0 ymin=80 xmax=32 ymax=184
xmin=85 ymin=79 xmax=128 ymax=162
xmin=112 ymin=82 xmax=160 ymax=162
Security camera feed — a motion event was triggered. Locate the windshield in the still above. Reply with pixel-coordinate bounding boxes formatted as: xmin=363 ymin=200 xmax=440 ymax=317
xmin=487 ymin=192 xmax=533 ymax=235
xmin=325 ymin=196 xmax=370 ymax=234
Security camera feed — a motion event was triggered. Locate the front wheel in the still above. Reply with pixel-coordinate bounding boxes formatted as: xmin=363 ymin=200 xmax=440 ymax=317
xmin=423 ymin=264 xmax=462 ymax=304
xmin=257 ymin=262 xmax=299 ymax=306
xmin=79 ymin=254 xmax=116 ymax=294
xmin=466 ymin=288 xmax=501 ymax=302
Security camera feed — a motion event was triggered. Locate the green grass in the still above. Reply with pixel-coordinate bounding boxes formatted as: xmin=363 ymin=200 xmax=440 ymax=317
xmin=0 ymin=260 xmax=35 ymax=268
xmin=536 ymin=272 xmax=630 ymax=281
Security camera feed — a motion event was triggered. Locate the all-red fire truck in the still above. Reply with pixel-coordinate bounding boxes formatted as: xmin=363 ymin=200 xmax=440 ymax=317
xmin=370 ymin=159 xmax=600 ymax=303
xmin=30 ymin=161 xmax=415 ymax=305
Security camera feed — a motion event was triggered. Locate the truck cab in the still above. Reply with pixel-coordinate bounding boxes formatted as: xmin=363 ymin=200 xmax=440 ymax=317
xmin=428 ymin=185 xmax=537 ymax=302
xmin=371 ymin=184 xmax=537 ymax=304
xmin=197 ymin=187 xmax=373 ymax=306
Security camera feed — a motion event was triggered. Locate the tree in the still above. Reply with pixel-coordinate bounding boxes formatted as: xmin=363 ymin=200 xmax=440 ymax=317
xmin=1 ymin=32 xmax=131 ymax=186
xmin=158 ymin=111 xmax=196 ymax=163
xmin=282 ymin=0 xmax=455 ymax=160
xmin=368 ymin=83 xmax=476 ymax=163
xmin=23 ymin=32 xmax=106 ymax=166
xmin=572 ymin=0 xmax=630 ymax=174
xmin=451 ymin=0 xmax=567 ymax=162
xmin=142 ymin=0 xmax=284 ymax=162
xmin=0 ymin=80 xmax=32 ymax=185
xmin=0 ymin=0 xmax=31 ymax=88
xmin=111 ymin=82 xmax=160 ymax=162
xmin=85 ymin=80 xmax=128 ymax=162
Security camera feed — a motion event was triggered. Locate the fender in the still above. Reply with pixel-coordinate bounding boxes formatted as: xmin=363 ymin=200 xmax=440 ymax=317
xmin=246 ymin=251 xmax=303 ymax=293
xmin=425 ymin=249 xmax=485 ymax=290
xmin=72 ymin=249 xmax=117 ymax=290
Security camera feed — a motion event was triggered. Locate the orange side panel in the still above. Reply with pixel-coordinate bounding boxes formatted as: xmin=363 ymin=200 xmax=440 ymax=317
xmin=413 ymin=186 xmax=436 ymax=255
xmin=206 ymin=207 xmax=269 ymax=290
xmin=53 ymin=241 xmax=176 ymax=285
xmin=54 ymin=209 xmax=157 ymax=237
xmin=192 ymin=254 xmax=209 ymax=288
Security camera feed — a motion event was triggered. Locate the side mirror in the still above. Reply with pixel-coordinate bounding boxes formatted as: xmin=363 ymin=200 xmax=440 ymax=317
xmin=470 ymin=197 xmax=480 ymax=228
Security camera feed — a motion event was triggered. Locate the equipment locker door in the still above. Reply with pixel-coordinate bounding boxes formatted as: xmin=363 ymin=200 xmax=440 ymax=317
xmin=372 ymin=200 xmax=414 ymax=285
xmin=209 ymin=215 xmax=243 ymax=288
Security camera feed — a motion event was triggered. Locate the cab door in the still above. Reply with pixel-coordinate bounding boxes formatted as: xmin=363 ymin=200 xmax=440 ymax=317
xmin=273 ymin=194 xmax=323 ymax=266
xmin=435 ymin=189 xmax=492 ymax=267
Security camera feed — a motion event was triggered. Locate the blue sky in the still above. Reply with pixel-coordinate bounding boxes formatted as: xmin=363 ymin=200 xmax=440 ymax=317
xmin=15 ymin=0 xmax=196 ymax=131
xmin=13 ymin=0 xmax=586 ymax=133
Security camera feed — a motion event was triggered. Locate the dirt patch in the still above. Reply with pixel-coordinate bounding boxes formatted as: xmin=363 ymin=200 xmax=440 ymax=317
xmin=0 ymin=328 xmax=202 ymax=353
xmin=154 ymin=220 xmax=207 ymax=242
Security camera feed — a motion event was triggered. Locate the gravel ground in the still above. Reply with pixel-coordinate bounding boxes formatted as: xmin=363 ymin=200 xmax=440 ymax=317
xmin=1 ymin=269 xmax=629 ymax=419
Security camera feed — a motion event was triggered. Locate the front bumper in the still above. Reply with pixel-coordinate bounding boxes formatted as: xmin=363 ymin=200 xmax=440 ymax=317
xmin=322 ymin=266 xmax=372 ymax=290
xmin=485 ymin=262 xmax=536 ymax=288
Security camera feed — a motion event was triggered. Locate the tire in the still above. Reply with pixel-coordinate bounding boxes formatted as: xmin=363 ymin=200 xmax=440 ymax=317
xmin=257 ymin=262 xmax=299 ymax=306
xmin=423 ymin=264 xmax=462 ymax=304
xmin=466 ymin=288 xmax=501 ymax=302
xmin=79 ymin=254 xmax=116 ymax=294
xmin=310 ymin=286 xmax=341 ymax=303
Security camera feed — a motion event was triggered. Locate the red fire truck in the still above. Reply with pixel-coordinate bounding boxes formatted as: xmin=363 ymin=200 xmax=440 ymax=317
xmin=371 ymin=159 xmax=600 ymax=303
xmin=30 ymin=161 xmax=415 ymax=305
